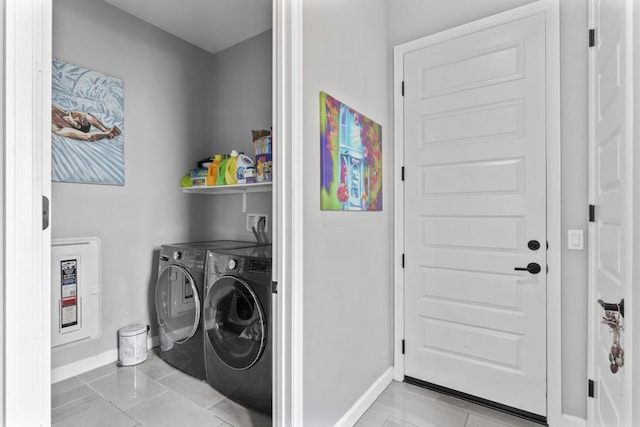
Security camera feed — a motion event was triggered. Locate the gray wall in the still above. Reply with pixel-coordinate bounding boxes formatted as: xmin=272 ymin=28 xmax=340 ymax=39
xmin=389 ymin=0 xmax=589 ymax=419
xmin=52 ymin=0 xmax=272 ymax=370
xmin=301 ymin=0 xmax=392 ymax=425
xmin=52 ymin=0 xmax=214 ymax=368
xmin=0 ymin=0 xmax=4 ymax=418
xmin=634 ymin=2 xmax=640 ymax=422
xmin=203 ymin=30 xmax=273 ymax=242
xmin=559 ymin=1 xmax=589 ymax=419
xmin=209 ymin=30 xmax=272 ymax=155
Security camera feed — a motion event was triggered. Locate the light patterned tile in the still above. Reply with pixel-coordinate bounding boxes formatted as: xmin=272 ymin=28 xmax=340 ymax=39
xmin=52 ymin=393 xmax=137 ymax=427
xmin=373 ymin=390 xmax=468 ymax=427
xmin=465 ymin=413 xmax=531 ymax=427
xmin=133 ymin=350 xmax=177 ymax=381
xmin=355 ymin=406 xmax=390 ymax=426
xmin=52 ymin=376 xmax=96 ymax=409
xmin=207 ymin=398 xmax=272 ymax=427
xmin=384 ymin=415 xmax=418 ymax=427
xmin=78 ymin=361 xmax=121 ymax=383
xmin=126 ymin=391 xmax=227 ymax=427
xmin=158 ymin=369 xmax=225 ymax=408
xmin=87 ymin=369 xmax=167 ymax=411
xmin=436 ymin=395 xmax=541 ymax=427
xmin=384 ymin=381 xmax=442 ymax=402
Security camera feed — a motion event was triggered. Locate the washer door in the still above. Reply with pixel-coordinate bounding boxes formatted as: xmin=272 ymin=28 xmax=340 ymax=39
xmin=155 ymin=264 xmax=200 ymax=344
xmin=204 ymin=275 xmax=265 ymax=370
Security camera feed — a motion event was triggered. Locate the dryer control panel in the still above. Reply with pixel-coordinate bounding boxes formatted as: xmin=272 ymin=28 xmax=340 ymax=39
xmin=217 ymin=256 xmax=270 ymax=275
xmin=248 ymin=259 xmax=271 ymax=274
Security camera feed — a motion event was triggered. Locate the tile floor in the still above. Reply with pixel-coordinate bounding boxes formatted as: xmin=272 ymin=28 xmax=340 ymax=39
xmin=51 ymin=349 xmax=271 ymax=427
xmin=355 ymin=381 xmax=544 ymax=427
xmin=52 ymin=351 xmax=542 ymax=427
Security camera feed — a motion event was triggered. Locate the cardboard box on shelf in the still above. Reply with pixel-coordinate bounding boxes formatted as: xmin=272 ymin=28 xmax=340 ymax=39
xmin=253 ymin=132 xmax=272 ymax=182
xmin=190 ymin=168 xmax=208 ymax=186
xmin=255 ymin=153 xmax=272 ymax=182
xmin=253 ymin=135 xmax=271 ymax=155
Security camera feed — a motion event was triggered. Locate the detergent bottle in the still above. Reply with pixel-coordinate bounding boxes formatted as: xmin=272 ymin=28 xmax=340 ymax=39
xmin=216 ymin=155 xmax=229 ymax=185
xmin=206 ymin=154 xmax=222 ymax=186
xmin=225 ymin=150 xmax=239 ymax=185
xmin=236 ymin=153 xmax=256 ymax=184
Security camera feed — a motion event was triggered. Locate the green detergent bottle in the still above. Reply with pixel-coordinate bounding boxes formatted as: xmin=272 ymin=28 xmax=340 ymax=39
xmin=225 ymin=150 xmax=239 ymax=185
xmin=216 ymin=155 xmax=229 ymax=185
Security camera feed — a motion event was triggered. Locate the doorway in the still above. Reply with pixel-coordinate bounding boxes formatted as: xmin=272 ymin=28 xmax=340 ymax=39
xmin=3 ymin=0 xmax=295 ymax=425
xmin=393 ymin=1 xmax=561 ymax=424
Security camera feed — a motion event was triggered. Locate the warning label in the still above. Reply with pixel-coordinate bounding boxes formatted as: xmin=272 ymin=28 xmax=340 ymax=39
xmin=61 ymin=259 xmax=78 ymax=328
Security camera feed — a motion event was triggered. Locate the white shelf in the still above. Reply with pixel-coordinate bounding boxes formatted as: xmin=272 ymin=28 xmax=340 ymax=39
xmin=181 ymin=182 xmax=272 ymax=194
xmin=181 ymin=182 xmax=272 ymax=212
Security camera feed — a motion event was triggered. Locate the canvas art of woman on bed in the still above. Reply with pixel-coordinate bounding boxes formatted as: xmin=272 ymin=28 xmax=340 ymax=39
xmin=51 ymin=104 xmax=121 ymax=142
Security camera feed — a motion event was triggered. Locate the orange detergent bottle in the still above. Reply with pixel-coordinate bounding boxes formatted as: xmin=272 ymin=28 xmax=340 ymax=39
xmin=206 ymin=154 xmax=222 ymax=186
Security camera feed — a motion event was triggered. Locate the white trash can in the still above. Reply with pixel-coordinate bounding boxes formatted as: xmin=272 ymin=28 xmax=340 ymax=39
xmin=118 ymin=324 xmax=149 ymax=366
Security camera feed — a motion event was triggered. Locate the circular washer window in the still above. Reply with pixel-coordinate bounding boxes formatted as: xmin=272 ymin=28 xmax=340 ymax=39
xmin=155 ymin=265 xmax=200 ymax=344
xmin=204 ymin=275 xmax=265 ymax=370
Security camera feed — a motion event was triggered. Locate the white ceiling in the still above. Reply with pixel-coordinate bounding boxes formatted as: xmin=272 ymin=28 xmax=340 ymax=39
xmin=104 ymin=0 xmax=272 ymax=55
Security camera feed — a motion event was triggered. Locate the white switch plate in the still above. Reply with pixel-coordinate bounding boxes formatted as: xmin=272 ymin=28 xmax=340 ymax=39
xmin=568 ymin=229 xmax=584 ymax=250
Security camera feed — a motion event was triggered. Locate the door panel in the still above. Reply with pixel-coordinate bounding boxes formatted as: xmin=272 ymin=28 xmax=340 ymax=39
xmin=155 ymin=265 xmax=199 ymax=344
xmin=588 ymin=0 xmax=632 ymax=425
xmin=204 ymin=276 xmax=266 ymax=370
xmin=404 ymin=13 xmax=547 ymax=416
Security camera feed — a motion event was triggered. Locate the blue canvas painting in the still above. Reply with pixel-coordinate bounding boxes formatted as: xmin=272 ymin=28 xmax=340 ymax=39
xmin=320 ymin=92 xmax=382 ymax=211
xmin=52 ymin=58 xmax=124 ymax=185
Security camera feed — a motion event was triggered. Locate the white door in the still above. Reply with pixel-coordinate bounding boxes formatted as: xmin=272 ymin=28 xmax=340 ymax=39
xmin=587 ymin=0 xmax=633 ymax=425
xmin=4 ymin=0 xmax=52 ymax=424
xmin=403 ymin=12 xmax=547 ymax=417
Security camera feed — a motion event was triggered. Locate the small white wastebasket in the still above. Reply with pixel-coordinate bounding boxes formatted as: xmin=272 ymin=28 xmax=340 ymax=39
xmin=118 ymin=324 xmax=149 ymax=366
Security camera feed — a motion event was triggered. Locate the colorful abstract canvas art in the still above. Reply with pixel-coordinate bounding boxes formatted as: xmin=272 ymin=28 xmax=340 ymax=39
xmin=320 ymin=92 xmax=382 ymax=211
xmin=52 ymin=58 xmax=125 ymax=185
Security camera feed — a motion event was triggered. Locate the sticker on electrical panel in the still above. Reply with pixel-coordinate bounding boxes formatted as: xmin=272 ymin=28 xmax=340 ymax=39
xmin=61 ymin=259 xmax=78 ymax=328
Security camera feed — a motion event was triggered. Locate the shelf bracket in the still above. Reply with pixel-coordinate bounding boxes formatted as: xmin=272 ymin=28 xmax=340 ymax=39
xmin=242 ymin=190 xmax=247 ymax=213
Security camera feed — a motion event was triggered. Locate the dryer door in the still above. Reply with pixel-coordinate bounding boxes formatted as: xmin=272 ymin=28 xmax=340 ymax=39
xmin=155 ymin=264 xmax=200 ymax=344
xmin=204 ymin=275 xmax=265 ymax=370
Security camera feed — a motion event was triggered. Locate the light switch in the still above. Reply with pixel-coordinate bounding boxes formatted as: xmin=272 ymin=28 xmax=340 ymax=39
xmin=568 ymin=229 xmax=584 ymax=250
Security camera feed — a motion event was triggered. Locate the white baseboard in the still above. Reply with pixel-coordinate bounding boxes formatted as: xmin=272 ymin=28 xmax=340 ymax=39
xmin=334 ymin=367 xmax=394 ymax=427
xmin=51 ymin=335 xmax=158 ymax=384
xmin=561 ymin=414 xmax=587 ymax=427
xmin=51 ymin=348 xmax=118 ymax=384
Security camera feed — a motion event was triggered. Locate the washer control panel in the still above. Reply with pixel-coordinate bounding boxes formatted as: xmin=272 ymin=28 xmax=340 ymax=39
xmin=159 ymin=247 xmax=204 ymax=270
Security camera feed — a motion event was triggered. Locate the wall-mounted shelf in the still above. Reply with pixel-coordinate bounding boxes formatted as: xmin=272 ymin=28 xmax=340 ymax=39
xmin=181 ymin=182 xmax=272 ymax=212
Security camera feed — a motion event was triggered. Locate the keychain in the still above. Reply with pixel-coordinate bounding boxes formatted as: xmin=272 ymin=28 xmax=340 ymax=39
xmin=602 ymin=308 xmax=624 ymax=374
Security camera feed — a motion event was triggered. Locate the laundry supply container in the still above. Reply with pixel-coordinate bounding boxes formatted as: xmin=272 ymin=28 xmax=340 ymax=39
xmin=118 ymin=324 xmax=149 ymax=366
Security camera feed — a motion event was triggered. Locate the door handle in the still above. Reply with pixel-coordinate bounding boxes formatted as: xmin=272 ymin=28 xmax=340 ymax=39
xmin=514 ymin=263 xmax=541 ymax=274
xmin=598 ymin=298 xmax=624 ymax=318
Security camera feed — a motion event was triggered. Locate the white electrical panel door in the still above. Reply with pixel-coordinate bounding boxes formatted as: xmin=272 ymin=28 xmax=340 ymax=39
xmin=51 ymin=237 xmax=102 ymax=348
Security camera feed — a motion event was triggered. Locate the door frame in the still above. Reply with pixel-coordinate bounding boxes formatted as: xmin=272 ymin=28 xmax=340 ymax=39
xmin=3 ymin=0 xmax=53 ymax=425
xmin=392 ymin=1 xmax=561 ymax=425
xmin=4 ymin=0 xmax=301 ymax=425
xmin=273 ymin=0 xmax=304 ymax=425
